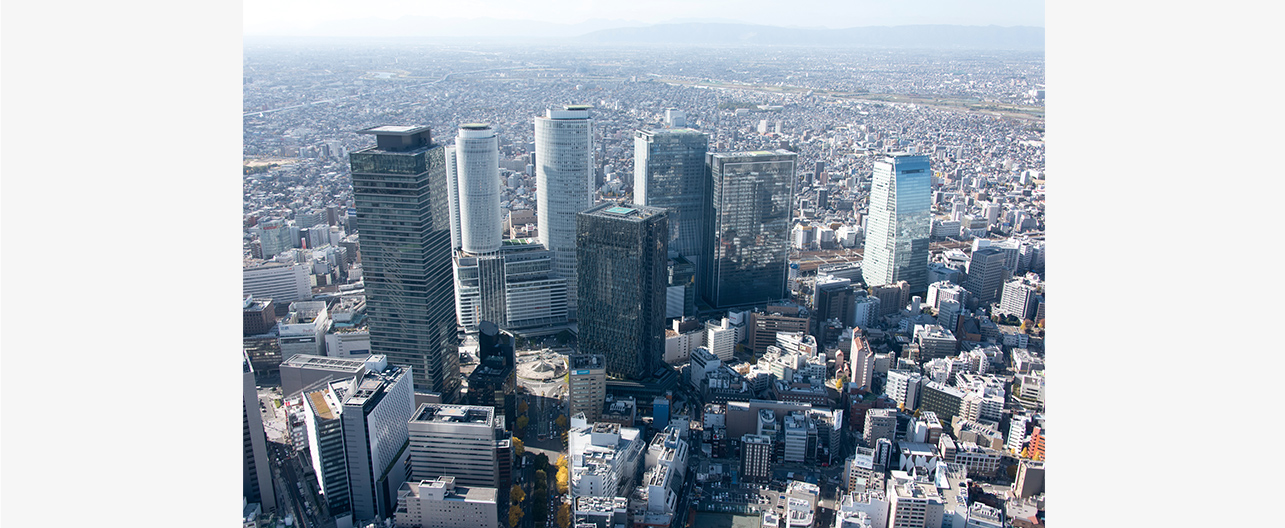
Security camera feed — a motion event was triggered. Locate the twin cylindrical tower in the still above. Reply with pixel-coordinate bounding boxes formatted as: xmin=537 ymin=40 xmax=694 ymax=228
xmin=454 ymin=124 xmax=501 ymax=255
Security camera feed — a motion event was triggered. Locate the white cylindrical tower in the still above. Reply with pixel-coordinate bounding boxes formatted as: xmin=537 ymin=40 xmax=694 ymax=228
xmin=456 ymin=124 xmax=501 ymax=255
xmin=535 ymin=105 xmax=593 ymax=318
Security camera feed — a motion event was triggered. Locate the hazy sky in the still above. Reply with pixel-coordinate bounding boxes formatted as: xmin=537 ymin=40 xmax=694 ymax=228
xmin=245 ymin=0 xmax=1044 ymax=34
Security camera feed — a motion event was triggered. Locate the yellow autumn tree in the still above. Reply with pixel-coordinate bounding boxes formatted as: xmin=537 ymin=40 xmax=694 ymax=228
xmin=508 ymin=504 xmax=524 ymax=527
xmin=556 ymin=502 xmax=571 ymax=528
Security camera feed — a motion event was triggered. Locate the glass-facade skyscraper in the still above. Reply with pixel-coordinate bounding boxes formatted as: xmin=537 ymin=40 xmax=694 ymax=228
xmin=633 ymin=128 xmax=710 ymax=261
xmin=701 ymin=150 xmax=797 ymax=309
xmin=576 ymin=203 xmax=669 ymax=380
xmin=350 ymin=125 xmax=460 ymax=400
xmin=862 ymin=152 xmax=932 ymax=294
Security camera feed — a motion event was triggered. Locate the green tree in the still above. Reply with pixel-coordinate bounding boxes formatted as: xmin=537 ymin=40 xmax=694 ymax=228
xmin=534 ymin=499 xmax=548 ymax=524
xmin=516 ymin=415 xmax=529 ymax=431
xmin=535 ymin=469 xmax=548 ymax=485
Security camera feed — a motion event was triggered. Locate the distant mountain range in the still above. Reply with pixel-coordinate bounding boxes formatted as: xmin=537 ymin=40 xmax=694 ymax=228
xmin=246 ymin=19 xmax=1043 ymax=51
xmin=576 ymin=23 xmax=1044 ymax=50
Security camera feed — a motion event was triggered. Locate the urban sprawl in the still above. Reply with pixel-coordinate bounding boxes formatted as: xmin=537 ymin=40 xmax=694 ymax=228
xmin=241 ymin=42 xmax=1047 ymax=528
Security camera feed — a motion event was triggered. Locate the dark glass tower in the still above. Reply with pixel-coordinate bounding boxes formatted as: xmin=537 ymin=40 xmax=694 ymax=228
xmin=633 ymin=128 xmax=710 ymax=260
xmin=576 ymin=204 xmax=669 ymax=380
xmin=701 ymin=150 xmax=798 ymax=309
xmin=467 ymin=320 xmax=517 ymax=431
xmin=350 ymin=125 xmax=460 ymax=400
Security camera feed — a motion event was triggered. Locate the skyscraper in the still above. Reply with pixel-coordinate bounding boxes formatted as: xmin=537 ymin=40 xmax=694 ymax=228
xmin=445 ymin=145 xmax=462 ymax=252
xmin=455 ymin=124 xmax=501 ymax=255
xmin=862 ymin=153 xmax=932 ymax=294
xmin=633 ymin=128 xmax=710 ymax=262
xmin=964 ymin=247 xmax=1007 ymax=306
xmin=350 ymin=125 xmax=459 ymax=400
xmin=243 ymin=352 xmax=276 ymax=512
xmin=576 ymin=203 xmax=669 ymax=380
xmin=535 ymin=105 xmax=594 ymax=319
xmin=702 ymin=150 xmax=797 ymax=309
xmin=341 ymin=361 xmax=416 ymax=521
xmin=466 ymin=321 xmax=517 ymax=431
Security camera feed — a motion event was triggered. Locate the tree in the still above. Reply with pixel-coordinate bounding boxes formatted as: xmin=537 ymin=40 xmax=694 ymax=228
xmin=555 ymin=454 xmax=568 ymax=469
xmin=516 ymin=415 xmax=529 ymax=431
xmin=512 ymin=437 xmax=525 ymax=457
xmin=508 ymin=504 xmax=524 ymax=527
xmin=556 ymin=503 xmax=571 ymax=528
xmin=535 ymin=469 xmax=548 ymax=485
xmin=534 ymin=486 xmax=548 ymax=503
xmin=534 ymin=453 xmax=549 ymax=472
xmin=511 ymin=484 xmax=526 ymax=504
xmin=556 ymin=466 xmax=570 ymax=495
xmin=534 ymin=500 xmax=548 ymax=524
xmin=519 ymin=400 xmax=530 ymax=415
xmin=555 ymin=414 xmax=568 ymax=431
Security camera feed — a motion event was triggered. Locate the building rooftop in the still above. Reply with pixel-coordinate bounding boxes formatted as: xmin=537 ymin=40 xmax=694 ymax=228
xmin=281 ymin=354 xmax=368 ymax=372
xmin=411 ymin=404 xmax=495 ymax=425
xmin=575 ymin=496 xmax=628 ymax=513
xmin=593 ymin=422 xmax=621 ymax=435
xmin=359 ymin=125 xmax=430 ymax=136
xmin=581 ymin=202 xmax=667 ymax=221
xmin=571 ymin=354 xmax=605 ymax=370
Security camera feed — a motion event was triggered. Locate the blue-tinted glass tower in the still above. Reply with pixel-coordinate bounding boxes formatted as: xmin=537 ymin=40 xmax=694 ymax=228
xmin=862 ymin=153 xmax=932 ymax=294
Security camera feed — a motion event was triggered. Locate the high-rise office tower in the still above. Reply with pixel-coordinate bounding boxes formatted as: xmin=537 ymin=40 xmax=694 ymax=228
xmin=998 ymin=276 xmax=1040 ymax=320
xmin=455 ymin=124 xmax=501 ymax=255
xmin=535 ymin=105 xmax=594 ymax=319
xmin=633 ymin=128 xmax=710 ymax=261
xmin=350 ymin=125 xmax=459 ymax=400
xmin=243 ymin=352 xmax=276 ymax=511
xmin=341 ymin=361 xmax=416 ymax=521
xmin=256 ymin=217 xmax=294 ymax=259
xmin=445 ymin=145 xmax=462 ymax=252
xmin=302 ymin=378 xmax=353 ymax=517
xmin=568 ymin=353 xmax=607 ymax=422
xmin=702 ymin=150 xmax=797 ymax=308
xmin=663 ymin=108 xmax=687 ymax=128
xmin=862 ymin=153 xmax=931 ymax=294
xmin=577 ymin=203 xmax=669 ymax=379
xmin=813 ymin=277 xmax=857 ymax=334
xmin=963 ymin=247 xmax=1007 ymax=306
xmin=466 ymin=321 xmax=517 ymax=431
xmin=407 ymin=404 xmax=509 ymax=489
xmin=741 ymin=434 xmax=774 ymax=483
